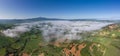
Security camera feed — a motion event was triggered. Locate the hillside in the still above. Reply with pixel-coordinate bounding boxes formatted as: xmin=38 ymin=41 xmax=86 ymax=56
xmin=0 ymin=20 xmax=120 ymax=56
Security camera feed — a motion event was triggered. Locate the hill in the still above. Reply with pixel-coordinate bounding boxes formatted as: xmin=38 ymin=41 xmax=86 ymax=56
xmin=0 ymin=17 xmax=118 ymax=24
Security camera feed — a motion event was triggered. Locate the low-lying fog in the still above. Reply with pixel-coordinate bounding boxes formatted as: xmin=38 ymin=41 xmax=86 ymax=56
xmin=2 ymin=21 xmax=112 ymax=42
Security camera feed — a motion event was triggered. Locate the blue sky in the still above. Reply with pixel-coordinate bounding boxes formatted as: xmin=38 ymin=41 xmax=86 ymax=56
xmin=0 ymin=0 xmax=120 ymax=19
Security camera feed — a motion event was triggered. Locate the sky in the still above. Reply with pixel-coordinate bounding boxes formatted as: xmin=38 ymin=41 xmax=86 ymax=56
xmin=0 ymin=0 xmax=120 ymax=19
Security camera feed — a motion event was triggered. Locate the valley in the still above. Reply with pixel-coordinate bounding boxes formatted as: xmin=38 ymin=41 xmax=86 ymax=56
xmin=0 ymin=20 xmax=120 ymax=56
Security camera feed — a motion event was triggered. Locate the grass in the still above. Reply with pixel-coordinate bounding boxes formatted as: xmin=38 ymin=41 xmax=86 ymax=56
xmin=0 ymin=23 xmax=120 ymax=56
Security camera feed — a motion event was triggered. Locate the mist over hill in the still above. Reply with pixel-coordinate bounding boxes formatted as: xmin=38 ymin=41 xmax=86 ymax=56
xmin=2 ymin=20 xmax=112 ymax=42
xmin=1 ymin=17 xmax=120 ymax=56
xmin=0 ymin=17 xmax=115 ymax=42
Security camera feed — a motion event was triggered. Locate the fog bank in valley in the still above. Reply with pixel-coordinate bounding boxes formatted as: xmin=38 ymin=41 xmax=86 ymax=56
xmin=2 ymin=21 xmax=112 ymax=42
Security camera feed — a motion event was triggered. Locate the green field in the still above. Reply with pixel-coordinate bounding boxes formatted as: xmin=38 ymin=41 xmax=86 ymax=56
xmin=0 ymin=24 xmax=120 ymax=56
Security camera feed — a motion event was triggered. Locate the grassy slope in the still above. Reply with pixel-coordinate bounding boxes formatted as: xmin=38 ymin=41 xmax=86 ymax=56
xmin=0 ymin=23 xmax=120 ymax=56
xmin=86 ymin=24 xmax=120 ymax=56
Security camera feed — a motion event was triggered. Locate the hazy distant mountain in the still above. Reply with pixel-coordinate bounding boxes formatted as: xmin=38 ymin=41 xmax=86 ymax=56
xmin=0 ymin=17 xmax=64 ymax=24
xmin=0 ymin=17 xmax=119 ymax=24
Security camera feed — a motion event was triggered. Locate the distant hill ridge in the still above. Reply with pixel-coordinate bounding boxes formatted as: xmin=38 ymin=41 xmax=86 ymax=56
xmin=0 ymin=17 xmax=119 ymax=24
